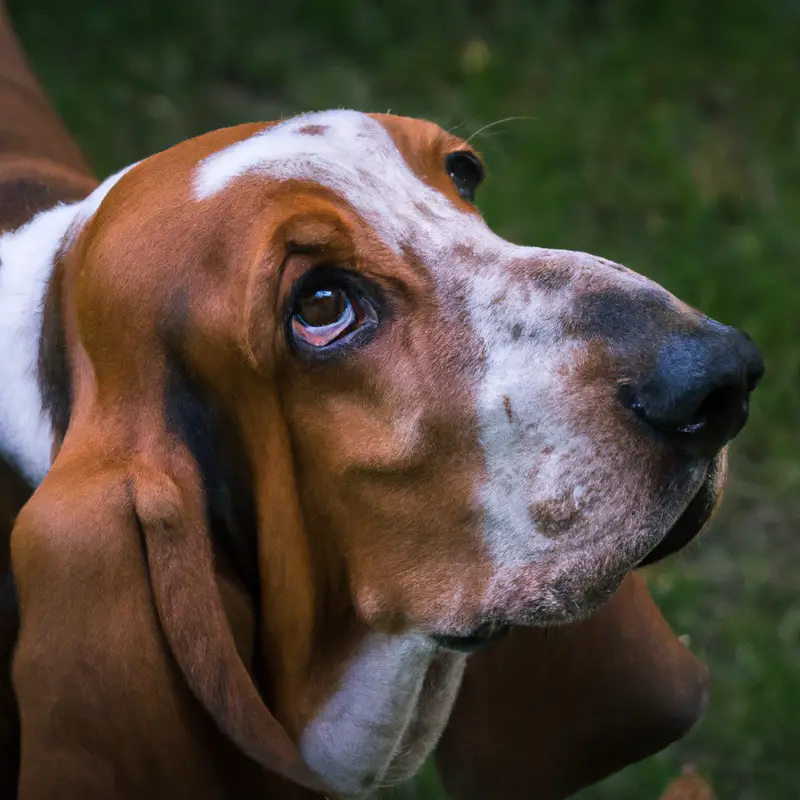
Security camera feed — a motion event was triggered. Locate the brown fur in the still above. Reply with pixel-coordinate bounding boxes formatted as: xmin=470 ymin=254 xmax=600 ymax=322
xmin=0 ymin=3 xmax=90 ymax=180
xmin=436 ymin=573 xmax=709 ymax=799
xmin=0 ymin=4 xmax=97 ymax=797
xmin=0 ymin=4 xmax=719 ymax=798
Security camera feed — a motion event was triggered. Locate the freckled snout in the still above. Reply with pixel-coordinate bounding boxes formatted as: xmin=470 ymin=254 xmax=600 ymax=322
xmin=622 ymin=322 xmax=764 ymax=458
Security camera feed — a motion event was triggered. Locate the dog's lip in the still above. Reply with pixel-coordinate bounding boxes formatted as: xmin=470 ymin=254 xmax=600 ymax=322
xmin=429 ymin=459 xmax=722 ymax=641
xmin=431 ymin=621 xmax=511 ymax=653
xmin=637 ymin=458 xmax=721 ymax=567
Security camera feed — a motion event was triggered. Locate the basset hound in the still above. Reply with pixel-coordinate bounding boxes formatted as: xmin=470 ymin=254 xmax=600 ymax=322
xmin=0 ymin=3 xmax=762 ymax=798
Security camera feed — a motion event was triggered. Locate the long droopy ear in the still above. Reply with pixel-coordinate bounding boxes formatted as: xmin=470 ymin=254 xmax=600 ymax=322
xmin=435 ymin=573 xmax=709 ymax=800
xmin=131 ymin=441 xmax=324 ymax=792
xmin=11 ymin=405 xmax=324 ymax=796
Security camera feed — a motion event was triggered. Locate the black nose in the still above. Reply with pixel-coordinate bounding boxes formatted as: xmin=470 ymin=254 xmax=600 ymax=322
xmin=623 ymin=323 xmax=764 ymax=458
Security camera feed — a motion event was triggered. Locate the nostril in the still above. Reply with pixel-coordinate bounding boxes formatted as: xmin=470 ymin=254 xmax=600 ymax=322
xmin=687 ymin=384 xmax=748 ymax=436
xmin=628 ymin=383 xmax=749 ymax=457
xmin=623 ymin=328 xmax=763 ymax=458
xmin=624 ymin=371 xmax=756 ymax=458
xmin=628 ymin=378 xmax=750 ymax=451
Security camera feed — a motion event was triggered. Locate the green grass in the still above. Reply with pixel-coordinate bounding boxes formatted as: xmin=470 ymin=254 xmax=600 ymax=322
xmin=9 ymin=0 xmax=800 ymax=795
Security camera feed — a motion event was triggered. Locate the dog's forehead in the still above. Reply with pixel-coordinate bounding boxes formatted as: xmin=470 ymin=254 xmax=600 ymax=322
xmin=194 ymin=110 xmax=481 ymax=254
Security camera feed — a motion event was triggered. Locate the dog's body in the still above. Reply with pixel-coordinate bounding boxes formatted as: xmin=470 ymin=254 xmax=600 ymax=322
xmin=0 ymin=4 xmax=758 ymax=798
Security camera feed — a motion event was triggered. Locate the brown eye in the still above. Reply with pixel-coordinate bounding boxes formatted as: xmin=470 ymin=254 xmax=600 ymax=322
xmin=298 ymin=288 xmax=348 ymax=327
xmin=292 ymin=287 xmax=357 ymax=347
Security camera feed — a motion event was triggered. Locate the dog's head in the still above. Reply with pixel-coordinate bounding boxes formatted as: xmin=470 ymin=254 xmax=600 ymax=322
xmin=53 ymin=110 xmax=761 ymax=790
xmin=179 ymin=111 xmax=755 ymax=630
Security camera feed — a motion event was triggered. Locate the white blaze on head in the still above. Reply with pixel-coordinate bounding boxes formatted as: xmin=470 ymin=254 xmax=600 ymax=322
xmin=195 ymin=110 xmax=495 ymax=255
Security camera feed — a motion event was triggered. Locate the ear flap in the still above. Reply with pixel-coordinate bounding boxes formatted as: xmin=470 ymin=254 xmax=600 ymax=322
xmin=131 ymin=451 xmax=324 ymax=792
xmin=10 ymin=444 xmax=319 ymax=797
xmin=435 ymin=574 xmax=709 ymax=800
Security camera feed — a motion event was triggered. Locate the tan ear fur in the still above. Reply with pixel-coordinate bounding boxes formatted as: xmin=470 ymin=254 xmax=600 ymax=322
xmin=132 ymin=451 xmax=324 ymax=792
xmin=11 ymin=450 xmax=288 ymax=798
xmin=435 ymin=573 xmax=709 ymax=800
xmin=9 ymin=325 xmax=324 ymax=796
xmin=48 ymin=197 xmax=326 ymax=791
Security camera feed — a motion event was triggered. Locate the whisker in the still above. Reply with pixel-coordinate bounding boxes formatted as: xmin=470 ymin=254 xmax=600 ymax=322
xmin=466 ymin=115 xmax=537 ymax=144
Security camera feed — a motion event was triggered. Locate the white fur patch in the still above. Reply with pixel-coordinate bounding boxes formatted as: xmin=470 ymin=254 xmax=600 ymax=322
xmin=300 ymin=632 xmax=464 ymax=796
xmin=0 ymin=204 xmax=81 ymax=484
xmin=467 ymin=273 xmax=583 ymax=565
xmin=0 ymin=162 xmax=142 ymax=485
xmin=196 ymin=110 xmax=464 ymax=255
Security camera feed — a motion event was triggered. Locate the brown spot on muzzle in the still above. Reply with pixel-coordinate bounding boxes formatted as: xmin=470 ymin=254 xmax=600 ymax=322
xmin=451 ymin=242 xmax=477 ymax=263
xmin=503 ymin=255 xmax=572 ymax=293
xmin=413 ymin=198 xmax=441 ymax=221
xmin=528 ymin=263 xmax=572 ymax=293
xmin=528 ymin=493 xmax=583 ymax=539
xmin=297 ymin=124 xmax=329 ymax=136
xmin=568 ymin=339 xmax=621 ymax=384
xmin=503 ymin=395 xmax=513 ymax=422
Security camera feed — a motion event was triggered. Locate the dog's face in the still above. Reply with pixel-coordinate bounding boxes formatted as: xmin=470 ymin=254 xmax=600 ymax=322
xmin=48 ymin=109 xmax=762 ymax=794
xmin=185 ymin=110 xmax=761 ymax=644
xmin=77 ymin=110 xmax=761 ymax=649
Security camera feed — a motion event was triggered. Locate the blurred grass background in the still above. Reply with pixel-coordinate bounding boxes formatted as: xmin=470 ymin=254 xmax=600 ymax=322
xmin=8 ymin=0 xmax=799 ymax=796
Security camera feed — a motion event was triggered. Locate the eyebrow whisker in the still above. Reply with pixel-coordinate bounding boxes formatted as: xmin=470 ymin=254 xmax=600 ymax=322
xmin=465 ymin=116 xmax=538 ymax=144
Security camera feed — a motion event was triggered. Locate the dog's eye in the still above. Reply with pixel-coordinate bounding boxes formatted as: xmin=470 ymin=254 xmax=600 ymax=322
xmin=292 ymin=286 xmax=358 ymax=347
xmin=446 ymin=151 xmax=485 ymax=203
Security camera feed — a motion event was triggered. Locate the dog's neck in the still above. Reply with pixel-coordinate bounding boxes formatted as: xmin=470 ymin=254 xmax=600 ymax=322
xmin=0 ymin=164 xmax=135 ymax=486
xmin=0 ymin=203 xmax=77 ymax=485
